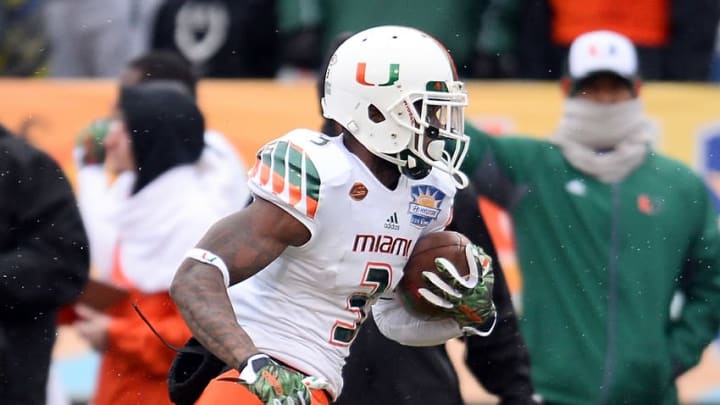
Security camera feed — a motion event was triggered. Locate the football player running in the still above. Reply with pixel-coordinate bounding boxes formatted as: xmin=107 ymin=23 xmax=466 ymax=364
xmin=170 ymin=25 xmax=496 ymax=405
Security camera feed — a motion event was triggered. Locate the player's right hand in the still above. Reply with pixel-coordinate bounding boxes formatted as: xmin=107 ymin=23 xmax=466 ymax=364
xmin=75 ymin=118 xmax=109 ymax=166
xmin=238 ymin=353 xmax=329 ymax=404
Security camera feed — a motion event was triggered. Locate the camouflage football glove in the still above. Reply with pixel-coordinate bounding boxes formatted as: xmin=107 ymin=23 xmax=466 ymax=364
xmin=237 ymin=353 xmax=329 ymax=405
xmin=418 ymin=243 xmax=497 ymax=336
xmin=75 ymin=118 xmax=109 ymax=166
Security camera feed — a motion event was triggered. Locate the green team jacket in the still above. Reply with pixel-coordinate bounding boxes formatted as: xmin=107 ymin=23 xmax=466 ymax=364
xmin=462 ymin=125 xmax=720 ymax=405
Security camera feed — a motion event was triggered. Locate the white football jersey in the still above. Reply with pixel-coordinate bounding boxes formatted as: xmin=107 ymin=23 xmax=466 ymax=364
xmin=228 ymin=129 xmax=457 ymax=398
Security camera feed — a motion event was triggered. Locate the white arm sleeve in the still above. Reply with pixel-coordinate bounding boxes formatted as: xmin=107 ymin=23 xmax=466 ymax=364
xmin=371 ymin=296 xmax=464 ymax=346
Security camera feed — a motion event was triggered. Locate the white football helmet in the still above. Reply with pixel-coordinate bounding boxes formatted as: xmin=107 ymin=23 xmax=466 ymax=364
xmin=321 ymin=25 xmax=469 ymax=188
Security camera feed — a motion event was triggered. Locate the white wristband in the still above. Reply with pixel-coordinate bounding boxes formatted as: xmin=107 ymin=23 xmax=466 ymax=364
xmin=186 ymin=248 xmax=230 ymax=287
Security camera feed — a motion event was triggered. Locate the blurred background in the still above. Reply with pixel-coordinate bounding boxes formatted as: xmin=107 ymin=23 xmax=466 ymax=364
xmin=1 ymin=0 xmax=719 ymax=404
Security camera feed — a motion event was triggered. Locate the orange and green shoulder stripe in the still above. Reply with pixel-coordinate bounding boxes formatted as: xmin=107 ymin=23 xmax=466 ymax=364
xmin=250 ymin=140 xmax=321 ymax=218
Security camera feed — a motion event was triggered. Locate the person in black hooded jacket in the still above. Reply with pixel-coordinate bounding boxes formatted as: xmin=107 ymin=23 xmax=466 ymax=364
xmin=72 ymin=82 xmax=227 ymax=405
xmin=0 ymin=125 xmax=90 ymax=405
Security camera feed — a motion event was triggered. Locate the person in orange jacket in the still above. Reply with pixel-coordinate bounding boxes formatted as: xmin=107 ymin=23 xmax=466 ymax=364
xmin=547 ymin=0 xmax=719 ymax=80
xmin=72 ymin=82 xmax=227 ymax=404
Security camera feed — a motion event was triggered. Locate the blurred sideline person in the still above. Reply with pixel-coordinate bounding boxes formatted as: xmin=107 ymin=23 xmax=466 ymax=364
xmin=546 ymin=0 xmax=720 ymax=81
xmin=0 ymin=0 xmax=48 ymax=76
xmin=120 ymin=51 xmax=251 ymax=212
xmin=44 ymin=0 xmax=141 ymax=77
xmin=170 ymin=26 xmax=496 ymax=404
xmin=150 ymin=0 xmax=277 ymax=78
xmin=71 ymin=83 xmax=229 ymax=404
xmin=503 ymin=0 xmax=720 ymax=81
xmin=277 ymin=0 xmax=515 ymax=79
xmin=462 ymin=30 xmax=720 ymax=404
xmin=0 ymin=125 xmax=90 ymax=405
xmin=85 ymin=50 xmax=251 ymax=209
xmin=315 ymin=32 xmax=539 ymax=405
xmin=74 ymin=51 xmax=250 ymax=275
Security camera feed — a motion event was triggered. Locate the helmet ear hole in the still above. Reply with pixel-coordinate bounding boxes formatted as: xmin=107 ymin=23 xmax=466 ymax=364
xmin=367 ymin=104 xmax=386 ymax=123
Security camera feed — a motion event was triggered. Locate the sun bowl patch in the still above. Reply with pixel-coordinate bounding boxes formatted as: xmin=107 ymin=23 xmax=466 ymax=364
xmin=408 ymin=185 xmax=446 ymax=228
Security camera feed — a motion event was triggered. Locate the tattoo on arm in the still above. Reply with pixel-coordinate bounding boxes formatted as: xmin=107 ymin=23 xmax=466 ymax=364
xmin=171 ymin=263 xmax=255 ymax=369
xmin=171 ymin=199 xmax=307 ymax=369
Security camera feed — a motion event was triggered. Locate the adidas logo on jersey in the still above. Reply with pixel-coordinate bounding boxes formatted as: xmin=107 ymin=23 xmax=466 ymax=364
xmin=384 ymin=212 xmax=400 ymax=230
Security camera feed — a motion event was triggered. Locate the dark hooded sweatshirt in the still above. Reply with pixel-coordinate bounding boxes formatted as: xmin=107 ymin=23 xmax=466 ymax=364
xmin=0 ymin=126 xmax=90 ymax=405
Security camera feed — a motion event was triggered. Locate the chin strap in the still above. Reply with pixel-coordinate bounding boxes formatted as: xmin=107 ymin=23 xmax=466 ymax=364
xmin=399 ymin=151 xmax=433 ymax=180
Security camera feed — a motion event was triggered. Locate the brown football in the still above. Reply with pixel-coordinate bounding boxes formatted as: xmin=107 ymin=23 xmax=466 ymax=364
xmin=398 ymin=231 xmax=471 ymax=319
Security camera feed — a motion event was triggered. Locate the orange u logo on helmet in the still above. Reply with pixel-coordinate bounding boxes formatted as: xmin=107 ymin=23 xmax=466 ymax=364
xmin=355 ymin=63 xmax=400 ymax=86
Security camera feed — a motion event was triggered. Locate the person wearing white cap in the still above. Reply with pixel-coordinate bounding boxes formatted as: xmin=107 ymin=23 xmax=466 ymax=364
xmin=461 ymin=29 xmax=720 ymax=404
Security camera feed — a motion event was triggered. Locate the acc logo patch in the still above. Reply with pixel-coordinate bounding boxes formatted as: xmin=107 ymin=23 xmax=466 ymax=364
xmin=349 ymin=182 xmax=368 ymax=201
xmin=408 ymin=185 xmax=446 ymax=228
xmin=696 ymin=123 xmax=720 ymax=212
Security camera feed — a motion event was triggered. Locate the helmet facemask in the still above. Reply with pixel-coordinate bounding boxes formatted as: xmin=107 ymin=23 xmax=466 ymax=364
xmin=383 ymin=81 xmax=469 ymax=188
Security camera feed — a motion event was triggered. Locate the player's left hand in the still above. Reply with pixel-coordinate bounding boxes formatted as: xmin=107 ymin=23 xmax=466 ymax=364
xmin=418 ymin=243 xmax=497 ymax=336
xmin=237 ymin=353 xmax=329 ymax=405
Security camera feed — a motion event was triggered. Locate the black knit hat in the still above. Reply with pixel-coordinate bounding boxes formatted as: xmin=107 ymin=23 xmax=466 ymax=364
xmin=119 ymin=82 xmax=205 ymax=194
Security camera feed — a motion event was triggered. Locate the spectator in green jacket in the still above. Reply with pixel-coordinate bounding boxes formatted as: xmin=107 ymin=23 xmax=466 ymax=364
xmin=462 ymin=29 xmax=720 ymax=404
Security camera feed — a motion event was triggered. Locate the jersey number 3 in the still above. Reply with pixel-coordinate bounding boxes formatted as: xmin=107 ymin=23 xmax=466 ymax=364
xmin=330 ymin=262 xmax=391 ymax=346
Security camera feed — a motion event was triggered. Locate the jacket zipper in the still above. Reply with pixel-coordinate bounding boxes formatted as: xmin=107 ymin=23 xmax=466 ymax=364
xmin=598 ymin=183 xmax=620 ymax=405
